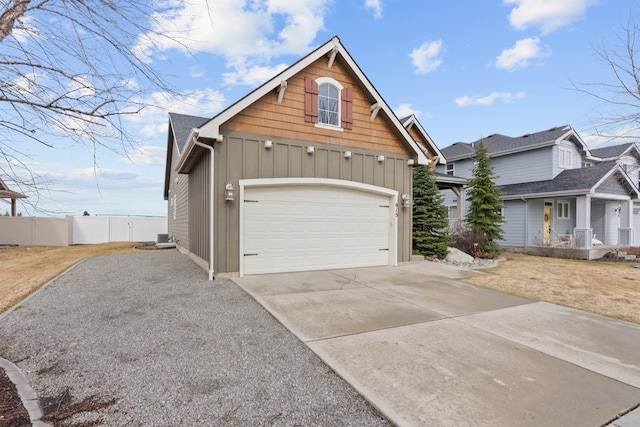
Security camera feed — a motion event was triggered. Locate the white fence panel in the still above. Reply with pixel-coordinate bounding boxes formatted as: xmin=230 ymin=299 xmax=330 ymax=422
xmin=109 ymin=216 xmax=131 ymax=242
xmin=131 ymin=217 xmax=167 ymax=242
xmin=72 ymin=216 xmax=110 ymax=244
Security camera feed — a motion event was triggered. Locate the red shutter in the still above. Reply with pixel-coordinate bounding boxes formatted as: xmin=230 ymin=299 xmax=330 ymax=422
xmin=304 ymin=76 xmax=318 ymax=123
xmin=341 ymin=87 xmax=353 ymax=130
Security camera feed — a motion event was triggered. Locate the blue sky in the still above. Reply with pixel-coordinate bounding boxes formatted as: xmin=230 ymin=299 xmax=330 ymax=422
xmin=5 ymin=0 xmax=636 ymax=217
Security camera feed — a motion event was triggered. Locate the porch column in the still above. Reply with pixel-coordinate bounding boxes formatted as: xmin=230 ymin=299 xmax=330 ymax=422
xmin=452 ymin=186 xmax=465 ymax=220
xmin=574 ymin=195 xmax=592 ymax=249
xmin=619 ymin=200 xmax=633 ymax=245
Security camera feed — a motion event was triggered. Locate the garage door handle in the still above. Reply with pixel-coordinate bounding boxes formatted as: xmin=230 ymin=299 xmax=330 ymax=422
xmin=244 ymin=253 xmax=259 ymax=256
xmin=379 ymin=248 xmax=389 ymax=251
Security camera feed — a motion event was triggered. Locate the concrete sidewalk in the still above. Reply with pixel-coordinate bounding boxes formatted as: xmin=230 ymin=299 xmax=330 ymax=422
xmin=233 ymin=261 xmax=640 ymax=427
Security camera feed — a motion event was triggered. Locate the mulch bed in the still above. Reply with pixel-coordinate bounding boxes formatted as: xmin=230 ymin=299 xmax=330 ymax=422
xmin=0 ymin=367 xmax=30 ymax=427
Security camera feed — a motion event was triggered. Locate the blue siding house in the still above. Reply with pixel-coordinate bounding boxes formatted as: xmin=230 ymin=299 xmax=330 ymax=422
xmin=436 ymin=125 xmax=640 ymax=252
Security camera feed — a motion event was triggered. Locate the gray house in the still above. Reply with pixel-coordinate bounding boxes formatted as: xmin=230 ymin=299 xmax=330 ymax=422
xmin=437 ymin=125 xmax=640 ymax=254
xmin=164 ymin=36 xmax=437 ymax=279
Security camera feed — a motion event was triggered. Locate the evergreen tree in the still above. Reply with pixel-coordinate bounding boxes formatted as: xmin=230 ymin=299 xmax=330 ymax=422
xmin=412 ymin=165 xmax=450 ymax=258
xmin=465 ymin=141 xmax=504 ymax=258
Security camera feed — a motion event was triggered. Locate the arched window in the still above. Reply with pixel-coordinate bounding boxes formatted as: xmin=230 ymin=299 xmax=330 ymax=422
xmin=304 ymin=76 xmax=352 ymax=130
xmin=318 ymin=82 xmax=340 ymax=126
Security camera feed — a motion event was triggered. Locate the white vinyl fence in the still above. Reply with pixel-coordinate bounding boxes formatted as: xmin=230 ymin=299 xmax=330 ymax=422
xmin=0 ymin=215 xmax=167 ymax=247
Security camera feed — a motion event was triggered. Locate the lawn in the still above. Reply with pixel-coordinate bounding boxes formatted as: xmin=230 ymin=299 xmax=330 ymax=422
xmin=464 ymin=252 xmax=640 ymax=324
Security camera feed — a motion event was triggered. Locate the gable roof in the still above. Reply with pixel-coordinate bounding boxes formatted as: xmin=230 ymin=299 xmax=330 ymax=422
xmin=589 ymin=142 xmax=640 ymax=161
xmin=169 ymin=113 xmax=210 ymax=155
xmin=441 ymin=125 xmax=589 ymax=162
xmin=400 ymin=114 xmax=445 ymax=165
xmin=177 ymin=36 xmax=429 ymax=172
xmin=500 ymin=161 xmax=639 ymax=199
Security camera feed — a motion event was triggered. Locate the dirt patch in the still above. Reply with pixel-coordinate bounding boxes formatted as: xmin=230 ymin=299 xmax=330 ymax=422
xmin=0 ymin=243 xmax=143 ymax=314
xmin=465 ymin=252 xmax=640 ymax=324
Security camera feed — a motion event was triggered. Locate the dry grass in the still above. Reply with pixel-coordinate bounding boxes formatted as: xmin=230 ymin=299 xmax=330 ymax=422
xmin=466 ymin=253 xmax=640 ymax=324
xmin=0 ymin=243 xmax=141 ymax=313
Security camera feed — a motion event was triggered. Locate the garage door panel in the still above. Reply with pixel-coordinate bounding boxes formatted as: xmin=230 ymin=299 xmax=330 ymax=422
xmin=243 ymin=184 xmax=393 ymax=275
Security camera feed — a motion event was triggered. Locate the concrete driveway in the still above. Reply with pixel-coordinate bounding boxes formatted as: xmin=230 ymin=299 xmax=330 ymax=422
xmin=233 ymin=261 xmax=640 ymax=427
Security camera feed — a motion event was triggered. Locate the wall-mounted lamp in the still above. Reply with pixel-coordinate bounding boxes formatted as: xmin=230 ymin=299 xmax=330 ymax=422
xmin=344 ymin=151 xmax=352 ymax=159
xmin=307 ymin=146 xmax=315 ymax=154
xmin=377 ymin=155 xmax=385 ymax=162
xmin=402 ymin=194 xmax=411 ymax=208
xmin=224 ymin=182 xmax=235 ymax=201
xmin=264 ymin=140 xmax=273 ymax=149
xmin=407 ymin=159 xmax=415 ymax=166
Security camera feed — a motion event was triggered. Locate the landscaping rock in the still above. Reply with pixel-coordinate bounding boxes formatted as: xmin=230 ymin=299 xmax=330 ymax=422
xmin=445 ymin=247 xmax=474 ymax=264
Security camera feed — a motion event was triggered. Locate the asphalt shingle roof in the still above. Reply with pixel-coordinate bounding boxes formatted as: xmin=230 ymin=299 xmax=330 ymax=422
xmin=589 ymin=143 xmax=635 ymax=159
xmin=169 ymin=112 xmax=210 ymax=154
xmin=440 ymin=125 xmax=573 ymax=161
xmin=500 ymin=160 xmax=618 ymax=196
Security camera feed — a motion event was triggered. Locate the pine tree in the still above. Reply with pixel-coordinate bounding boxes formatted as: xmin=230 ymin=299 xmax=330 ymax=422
xmin=465 ymin=141 xmax=504 ymax=258
xmin=412 ymin=165 xmax=450 ymax=258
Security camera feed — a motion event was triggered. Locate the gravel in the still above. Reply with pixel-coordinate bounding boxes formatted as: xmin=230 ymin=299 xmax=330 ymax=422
xmin=0 ymin=251 xmax=391 ymax=426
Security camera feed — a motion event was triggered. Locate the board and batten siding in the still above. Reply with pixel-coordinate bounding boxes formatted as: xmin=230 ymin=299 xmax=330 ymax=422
xmin=168 ymin=141 xmax=189 ymax=249
xmin=552 ymin=140 xmax=582 ymax=177
xmin=208 ymin=132 xmax=413 ymax=274
xmin=221 ymin=57 xmax=408 ymax=156
xmin=188 ymin=151 xmax=210 ymax=262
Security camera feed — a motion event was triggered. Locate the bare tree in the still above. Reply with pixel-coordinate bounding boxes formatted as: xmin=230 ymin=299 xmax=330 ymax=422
xmin=572 ymin=11 xmax=640 ymax=140
xmin=0 ymin=0 xmax=202 ymax=211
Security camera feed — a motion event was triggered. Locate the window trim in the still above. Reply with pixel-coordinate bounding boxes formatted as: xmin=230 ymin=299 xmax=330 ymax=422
xmin=315 ymin=77 xmax=344 ymax=131
xmin=557 ymin=200 xmax=570 ymax=219
xmin=446 ymin=163 xmax=455 ymax=176
xmin=558 ymin=147 xmax=572 ymax=169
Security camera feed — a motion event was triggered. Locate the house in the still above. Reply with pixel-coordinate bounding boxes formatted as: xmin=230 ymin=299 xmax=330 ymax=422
xmin=436 ymin=125 xmax=640 ymax=255
xmin=164 ymin=36 xmax=438 ymax=279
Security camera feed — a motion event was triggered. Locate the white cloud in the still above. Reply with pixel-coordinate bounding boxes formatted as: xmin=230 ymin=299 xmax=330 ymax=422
xmin=395 ymin=103 xmax=423 ymax=119
xmin=133 ymin=0 xmax=331 ymax=83
xmin=496 ymin=37 xmax=547 ymax=70
xmin=409 ymin=40 xmax=443 ymax=74
xmin=121 ymin=146 xmax=166 ymax=166
xmin=580 ymin=125 xmax=640 ymax=147
xmin=365 ymin=0 xmax=383 ymax=19
xmin=126 ymin=89 xmax=225 ymax=138
xmin=455 ymin=91 xmax=526 ymax=107
xmin=223 ymin=62 xmax=289 ymax=86
xmin=504 ymin=0 xmax=594 ymax=34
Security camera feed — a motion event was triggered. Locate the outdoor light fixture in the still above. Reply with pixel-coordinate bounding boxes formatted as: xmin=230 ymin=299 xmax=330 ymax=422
xmin=407 ymin=159 xmax=415 ymax=166
xmin=402 ymin=194 xmax=411 ymax=208
xmin=307 ymin=146 xmax=315 ymax=154
xmin=344 ymin=151 xmax=352 ymax=158
xmin=377 ymin=155 xmax=385 ymax=162
xmin=264 ymin=140 xmax=273 ymax=149
xmin=224 ymin=182 xmax=235 ymax=201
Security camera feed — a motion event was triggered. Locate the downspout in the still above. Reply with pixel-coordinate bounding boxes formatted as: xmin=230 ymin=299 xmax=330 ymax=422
xmin=521 ymin=197 xmax=528 ymax=246
xmin=193 ymin=137 xmax=215 ymax=281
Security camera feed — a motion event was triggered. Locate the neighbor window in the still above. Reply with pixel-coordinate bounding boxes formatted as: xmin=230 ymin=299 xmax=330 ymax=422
xmin=558 ymin=148 xmax=572 ymax=169
xmin=582 ymin=161 xmax=593 ymax=168
xmin=557 ymin=201 xmax=570 ymax=219
xmin=448 ymin=205 xmax=458 ymax=219
xmin=446 ymin=163 xmax=455 ymax=176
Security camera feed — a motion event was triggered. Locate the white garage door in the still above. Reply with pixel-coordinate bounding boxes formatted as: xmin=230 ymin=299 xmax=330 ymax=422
xmin=241 ymin=183 xmax=395 ymax=275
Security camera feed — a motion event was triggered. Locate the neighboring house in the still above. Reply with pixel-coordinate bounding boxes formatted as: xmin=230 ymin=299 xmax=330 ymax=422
xmin=437 ymin=125 xmax=640 ymax=253
xmin=164 ymin=36 xmax=433 ymax=279
xmin=0 ymin=178 xmax=27 ymax=216
xmin=400 ymin=114 xmax=467 ymax=215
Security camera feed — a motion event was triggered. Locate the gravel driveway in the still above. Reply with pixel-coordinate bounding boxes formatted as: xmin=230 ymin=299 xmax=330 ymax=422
xmin=0 ymin=251 xmax=391 ymax=426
